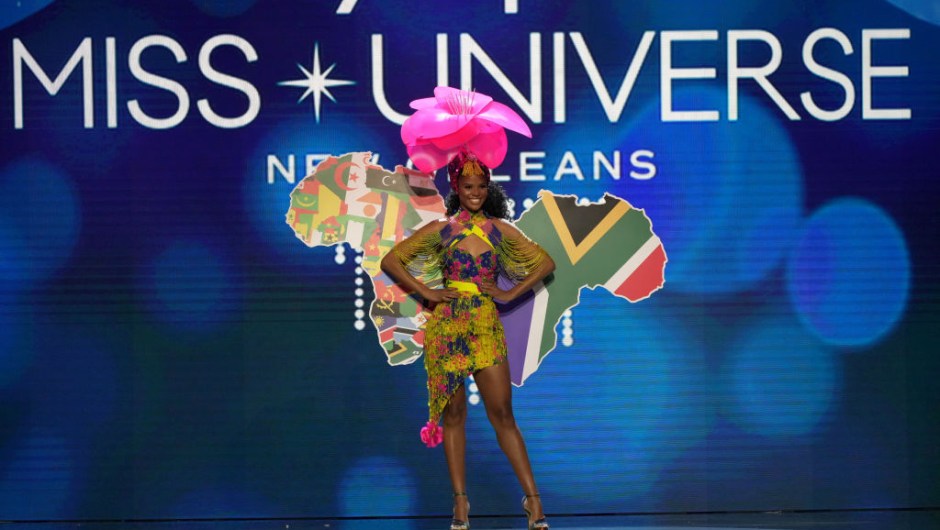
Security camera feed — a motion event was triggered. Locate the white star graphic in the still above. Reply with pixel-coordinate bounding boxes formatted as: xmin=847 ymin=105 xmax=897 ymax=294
xmin=279 ymin=43 xmax=356 ymax=123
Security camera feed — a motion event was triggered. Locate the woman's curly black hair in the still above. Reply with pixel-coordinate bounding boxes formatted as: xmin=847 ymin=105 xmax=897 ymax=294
xmin=445 ymin=182 xmax=511 ymax=220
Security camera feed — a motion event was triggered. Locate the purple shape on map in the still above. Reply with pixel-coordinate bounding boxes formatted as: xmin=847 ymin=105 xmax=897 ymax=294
xmin=497 ymin=275 xmax=537 ymax=386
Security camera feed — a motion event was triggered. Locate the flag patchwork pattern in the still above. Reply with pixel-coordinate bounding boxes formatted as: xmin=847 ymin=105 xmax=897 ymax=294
xmin=286 ymin=152 xmax=445 ymax=367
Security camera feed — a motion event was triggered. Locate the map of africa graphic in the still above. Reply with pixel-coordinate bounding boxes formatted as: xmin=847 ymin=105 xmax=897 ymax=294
xmin=286 ymin=152 xmax=667 ymax=386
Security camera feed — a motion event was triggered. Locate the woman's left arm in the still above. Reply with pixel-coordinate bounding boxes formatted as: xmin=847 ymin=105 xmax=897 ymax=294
xmin=480 ymin=220 xmax=555 ymax=303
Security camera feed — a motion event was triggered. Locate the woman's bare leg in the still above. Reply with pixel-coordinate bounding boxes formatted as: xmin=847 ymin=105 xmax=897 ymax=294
xmin=442 ymin=384 xmax=469 ymax=520
xmin=473 ymin=362 xmax=545 ymax=520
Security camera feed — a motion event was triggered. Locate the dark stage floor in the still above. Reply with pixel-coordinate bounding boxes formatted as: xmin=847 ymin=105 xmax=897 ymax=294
xmin=3 ymin=509 xmax=938 ymax=530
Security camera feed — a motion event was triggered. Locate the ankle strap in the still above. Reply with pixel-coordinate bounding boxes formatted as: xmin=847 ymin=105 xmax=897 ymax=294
xmin=453 ymin=492 xmax=468 ymax=497
xmin=523 ymin=492 xmax=540 ymax=498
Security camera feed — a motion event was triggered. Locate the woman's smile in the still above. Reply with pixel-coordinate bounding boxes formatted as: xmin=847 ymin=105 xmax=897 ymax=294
xmin=457 ymin=173 xmax=489 ymax=212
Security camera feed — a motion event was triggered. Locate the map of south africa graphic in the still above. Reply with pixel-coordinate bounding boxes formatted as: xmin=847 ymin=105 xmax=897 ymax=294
xmin=287 ymin=152 xmax=667 ymax=386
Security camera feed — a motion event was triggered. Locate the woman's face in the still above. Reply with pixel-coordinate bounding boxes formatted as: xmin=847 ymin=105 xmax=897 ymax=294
xmin=457 ymin=173 xmax=488 ymax=212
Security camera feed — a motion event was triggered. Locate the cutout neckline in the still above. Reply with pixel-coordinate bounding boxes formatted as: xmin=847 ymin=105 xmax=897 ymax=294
xmin=453 ymin=234 xmax=493 ymax=260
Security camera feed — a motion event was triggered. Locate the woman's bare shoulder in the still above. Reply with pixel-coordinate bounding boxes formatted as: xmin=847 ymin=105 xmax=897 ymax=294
xmin=491 ymin=218 xmax=524 ymax=237
xmin=415 ymin=218 xmax=449 ymax=234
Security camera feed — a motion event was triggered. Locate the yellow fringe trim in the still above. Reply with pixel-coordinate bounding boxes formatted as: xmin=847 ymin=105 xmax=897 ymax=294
xmin=392 ymin=229 xmax=443 ymax=280
xmin=495 ymin=233 xmax=548 ymax=283
xmin=461 ymin=159 xmax=485 ymax=178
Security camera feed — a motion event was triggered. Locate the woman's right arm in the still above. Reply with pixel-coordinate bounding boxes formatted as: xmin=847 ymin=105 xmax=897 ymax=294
xmin=380 ymin=220 xmax=457 ymax=304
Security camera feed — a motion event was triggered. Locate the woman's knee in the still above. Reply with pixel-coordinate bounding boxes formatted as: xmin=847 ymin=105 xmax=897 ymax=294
xmin=443 ymin=397 xmax=467 ymax=426
xmin=486 ymin=404 xmax=516 ymax=429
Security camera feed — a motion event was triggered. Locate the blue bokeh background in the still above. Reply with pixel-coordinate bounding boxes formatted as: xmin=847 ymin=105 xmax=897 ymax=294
xmin=0 ymin=0 xmax=938 ymax=521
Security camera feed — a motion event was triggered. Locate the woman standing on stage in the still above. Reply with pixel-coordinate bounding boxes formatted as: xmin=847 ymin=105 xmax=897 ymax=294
xmin=381 ymin=150 xmax=555 ymax=530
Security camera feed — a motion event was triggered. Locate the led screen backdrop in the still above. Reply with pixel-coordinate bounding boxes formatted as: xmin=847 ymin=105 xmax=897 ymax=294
xmin=1 ymin=0 xmax=938 ymax=521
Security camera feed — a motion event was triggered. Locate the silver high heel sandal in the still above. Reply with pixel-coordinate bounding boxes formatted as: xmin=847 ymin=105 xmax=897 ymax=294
xmin=522 ymin=493 xmax=548 ymax=530
xmin=451 ymin=492 xmax=469 ymax=530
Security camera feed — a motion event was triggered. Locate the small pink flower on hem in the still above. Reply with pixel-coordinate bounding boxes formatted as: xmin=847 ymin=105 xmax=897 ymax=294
xmin=420 ymin=421 xmax=444 ymax=448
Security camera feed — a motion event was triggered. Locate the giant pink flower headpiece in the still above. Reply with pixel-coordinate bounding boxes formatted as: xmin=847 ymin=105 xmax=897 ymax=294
xmin=401 ymin=86 xmax=532 ymax=174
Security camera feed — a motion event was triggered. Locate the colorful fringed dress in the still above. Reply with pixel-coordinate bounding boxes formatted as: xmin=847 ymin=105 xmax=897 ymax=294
xmin=393 ymin=209 xmax=548 ymax=443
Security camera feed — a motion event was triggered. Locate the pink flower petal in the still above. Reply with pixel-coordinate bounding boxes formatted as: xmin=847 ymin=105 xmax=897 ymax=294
xmin=401 ymin=87 xmax=531 ymax=172
xmin=408 ymin=96 xmax=440 ymax=111
xmin=433 ymin=86 xmax=493 ymax=114
xmin=476 ymin=101 xmax=532 ymax=138
xmin=429 ymin=120 xmax=483 ymax=150
xmin=475 ymin=120 xmax=503 ymax=134
xmin=466 ymin=129 xmax=508 ymax=169
xmin=401 ymin=108 xmax=472 ymax=144
xmin=407 ymin=143 xmax=459 ymax=173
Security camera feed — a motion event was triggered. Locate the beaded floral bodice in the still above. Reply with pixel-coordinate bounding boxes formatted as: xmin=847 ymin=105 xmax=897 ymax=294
xmin=441 ymin=210 xmax=498 ymax=286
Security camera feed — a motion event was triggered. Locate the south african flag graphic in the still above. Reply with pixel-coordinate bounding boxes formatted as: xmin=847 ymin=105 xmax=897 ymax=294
xmin=502 ymin=190 xmax=667 ymax=386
